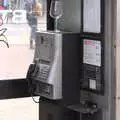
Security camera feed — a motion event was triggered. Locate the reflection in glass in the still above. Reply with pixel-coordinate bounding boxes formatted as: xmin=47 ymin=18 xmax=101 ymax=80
xmin=50 ymin=0 xmax=63 ymax=31
xmin=0 ymin=0 xmax=47 ymax=79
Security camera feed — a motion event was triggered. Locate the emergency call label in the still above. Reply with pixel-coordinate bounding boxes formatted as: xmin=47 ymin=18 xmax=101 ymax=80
xmin=83 ymin=39 xmax=101 ymax=66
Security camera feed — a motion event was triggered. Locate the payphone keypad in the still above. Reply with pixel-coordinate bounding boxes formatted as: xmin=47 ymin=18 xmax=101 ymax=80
xmin=38 ymin=64 xmax=50 ymax=81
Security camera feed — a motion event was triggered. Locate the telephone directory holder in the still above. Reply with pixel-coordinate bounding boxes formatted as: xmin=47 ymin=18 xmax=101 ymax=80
xmin=26 ymin=31 xmax=80 ymax=105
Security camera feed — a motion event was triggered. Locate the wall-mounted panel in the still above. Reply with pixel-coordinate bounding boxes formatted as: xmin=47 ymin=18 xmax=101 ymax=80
xmin=83 ymin=0 xmax=101 ymax=33
xmin=58 ymin=0 xmax=81 ymax=32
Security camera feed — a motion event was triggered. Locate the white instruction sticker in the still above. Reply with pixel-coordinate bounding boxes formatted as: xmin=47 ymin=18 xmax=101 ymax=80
xmin=83 ymin=39 xmax=101 ymax=66
xmin=83 ymin=0 xmax=101 ymax=33
xmin=89 ymin=79 xmax=96 ymax=90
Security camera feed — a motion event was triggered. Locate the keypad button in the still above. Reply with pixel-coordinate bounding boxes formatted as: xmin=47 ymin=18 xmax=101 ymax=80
xmin=39 ymin=64 xmax=50 ymax=81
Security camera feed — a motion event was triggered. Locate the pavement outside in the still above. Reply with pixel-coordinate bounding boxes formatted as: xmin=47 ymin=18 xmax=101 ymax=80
xmin=0 ymin=97 xmax=39 ymax=120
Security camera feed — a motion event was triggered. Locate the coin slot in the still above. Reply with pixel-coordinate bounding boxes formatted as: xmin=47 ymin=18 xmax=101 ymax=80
xmin=41 ymin=36 xmax=44 ymax=44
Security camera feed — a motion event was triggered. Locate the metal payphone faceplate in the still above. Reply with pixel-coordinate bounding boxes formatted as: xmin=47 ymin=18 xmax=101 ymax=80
xmin=33 ymin=31 xmax=62 ymax=100
xmin=27 ymin=31 xmax=80 ymax=104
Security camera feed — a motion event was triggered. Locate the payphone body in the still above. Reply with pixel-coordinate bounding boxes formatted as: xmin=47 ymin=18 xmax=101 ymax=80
xmin=27 ymin=31 xmax=80 ymax=105
xmin=33 ymin=31 xmax=62 ymax=100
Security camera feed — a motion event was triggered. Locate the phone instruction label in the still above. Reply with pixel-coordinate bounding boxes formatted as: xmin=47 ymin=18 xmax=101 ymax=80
xmin=83 ymin=39 xmax=101 ymax=66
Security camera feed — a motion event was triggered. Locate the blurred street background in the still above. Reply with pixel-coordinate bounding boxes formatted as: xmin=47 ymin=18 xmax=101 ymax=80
xmin=0 ymin=21 xmax=45 ymax=120
xmin=0 ymin=0 xmax=47 ymax=80
xmin=0 ymin=18 xmax=46 ymax=80
xmin=0 ymin=0 xmax=47 ymax=120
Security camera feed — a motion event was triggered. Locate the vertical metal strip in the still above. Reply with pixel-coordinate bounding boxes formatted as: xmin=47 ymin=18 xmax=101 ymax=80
xmin=47 ymin=0 xmax=54 ymax=30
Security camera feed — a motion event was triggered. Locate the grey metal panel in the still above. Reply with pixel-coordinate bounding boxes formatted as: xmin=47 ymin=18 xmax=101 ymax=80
xmin=103 ymin=0 xmax=116 ymax=119
xmin=115 ymin=0 xmax=120 ymax=119
xmin=80 ymin=0 xmax=116 ymax=120
xmin=58 ymin=0 xmax=81 ymax=32
xmin=88 ymin=0 xmax=116 ymax=120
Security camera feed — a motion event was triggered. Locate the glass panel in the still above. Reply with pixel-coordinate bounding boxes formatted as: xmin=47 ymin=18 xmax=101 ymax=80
xmin=0 ymin=0 xmax=47 ymax=79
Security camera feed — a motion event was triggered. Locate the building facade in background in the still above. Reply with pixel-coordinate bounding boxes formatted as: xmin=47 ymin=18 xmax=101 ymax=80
xmin=0 ymin=0 xmax=45 ymax=10
xmin=0 ymin=0 xmax=46 ymax=24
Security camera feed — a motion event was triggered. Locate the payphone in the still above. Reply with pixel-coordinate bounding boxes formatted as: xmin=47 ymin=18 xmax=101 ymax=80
xmin=27 ymin=31 xmax=62 ymax=100
xmin=26 ymin=31 xmax=80 ymax=105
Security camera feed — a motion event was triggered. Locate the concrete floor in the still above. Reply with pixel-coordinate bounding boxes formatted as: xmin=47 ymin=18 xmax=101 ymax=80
xmin=0 ymin=97 xmax=39 ymax=120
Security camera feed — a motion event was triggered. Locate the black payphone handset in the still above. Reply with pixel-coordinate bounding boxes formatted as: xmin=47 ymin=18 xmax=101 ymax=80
xmin=26 ymin=57 xmax=43 ymax=95
xmin=26 ymin=63 xmax=39 ymax=79
xmin=26 ymin=62 xmax=39 ymax=95
xmin=26 ymin=57 xmax=41 ymax=79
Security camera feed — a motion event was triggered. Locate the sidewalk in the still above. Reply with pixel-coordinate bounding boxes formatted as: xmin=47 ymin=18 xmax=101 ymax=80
xmin=0 ymin=97 xmax=39 ymax=120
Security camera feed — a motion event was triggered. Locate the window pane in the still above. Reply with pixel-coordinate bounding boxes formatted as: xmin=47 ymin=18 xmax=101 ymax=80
xmin=0 ymin=0 xmax=47 ymax=79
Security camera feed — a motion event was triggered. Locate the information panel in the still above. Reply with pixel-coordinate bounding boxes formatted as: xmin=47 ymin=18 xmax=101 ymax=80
xmin=83 ymin=39 xmax=101 ymax=66
xmin=83 ymin=0 xmax=101 ymax=33
xmin=82 ymin=39 xmax=104 ymax=94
